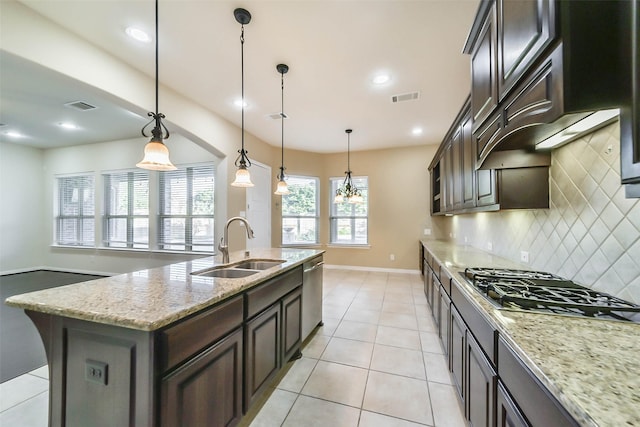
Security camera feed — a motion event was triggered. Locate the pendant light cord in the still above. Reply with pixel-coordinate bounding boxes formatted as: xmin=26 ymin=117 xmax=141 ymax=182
xmin=280 ymin=70 xmax=285 ymax=172
xmin=240 ymin=24 xmax=245 ymax=153
xmin=155 ymin=0 xmax=159 ymax=115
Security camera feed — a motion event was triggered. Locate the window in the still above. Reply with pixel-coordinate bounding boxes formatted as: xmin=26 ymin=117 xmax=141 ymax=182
xmin=329 ymin=176 xmax=368 ymax=245
xmin=159 ymin=164 xmax=215 ymax=252
xmin=281 ymin=176 xmax=319 ymax=245
xmin=55 ymin=175 xmax=95 ymax=246
xmin=103 ymin=170 xmax=149 ymax=249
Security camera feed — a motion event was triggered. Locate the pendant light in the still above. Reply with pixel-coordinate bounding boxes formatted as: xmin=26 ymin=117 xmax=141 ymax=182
xmin=136 ymin=0 xmax=176 ymax=171
xmin=334 ymin=129 xmax=363 ymax=204
xmin=231 ymin=8 xmax=254 ymax=187
xmin=274 ymin=63 xmax=290 ymax=195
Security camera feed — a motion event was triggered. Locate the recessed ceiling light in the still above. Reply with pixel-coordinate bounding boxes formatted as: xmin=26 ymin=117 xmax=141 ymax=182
xmin=412 ymin=127 xmax=424 ymax=136
xmin=125 ymin=27 xmax=151 ymax=43
xmin=58 ymin=122 xmax=78 ymax=130
xmin=5 ymin=131 xmax=24 ymax=138
xmin=372 ymin=74 xmax=391 ymax=85
xmin=234 ymin=98 xmax=248 ymax=108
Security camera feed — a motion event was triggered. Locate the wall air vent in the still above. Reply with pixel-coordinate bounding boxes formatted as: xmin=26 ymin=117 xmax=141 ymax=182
xmin=64 ymin=101 xmax=98 ymax=111
xmin=391 ymin=91 xmax=420 ymax=103
xmin=267 ymin=112 xmax=289 ymax=120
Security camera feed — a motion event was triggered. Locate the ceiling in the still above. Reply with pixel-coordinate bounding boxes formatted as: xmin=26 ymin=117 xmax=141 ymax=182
xmin=0 ymin=0 xmax=479 ymax=153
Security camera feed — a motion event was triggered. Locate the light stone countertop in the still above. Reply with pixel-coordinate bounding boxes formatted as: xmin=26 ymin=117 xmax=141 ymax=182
xmin=421 ymin=239 xmax=640 ymax=427
xmin=5 ymin=248 xmax=323 ymax=331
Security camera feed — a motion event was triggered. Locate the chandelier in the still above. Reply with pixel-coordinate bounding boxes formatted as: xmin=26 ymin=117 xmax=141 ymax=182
xmin=334 ymin=129 xmax=363 ymax=204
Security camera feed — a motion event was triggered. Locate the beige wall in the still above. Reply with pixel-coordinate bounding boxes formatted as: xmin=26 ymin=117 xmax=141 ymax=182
xmin=269 ymin=144 xmax=446 ymax=271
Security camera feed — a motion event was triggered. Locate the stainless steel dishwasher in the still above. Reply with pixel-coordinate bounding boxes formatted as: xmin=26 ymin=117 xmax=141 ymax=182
xmin=301 ymin=255 xmax=324 ymax=341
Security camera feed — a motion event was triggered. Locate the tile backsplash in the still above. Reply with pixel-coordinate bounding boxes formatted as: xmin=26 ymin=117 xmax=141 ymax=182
xmin=450 ymin=122 xmax=640 ymax=304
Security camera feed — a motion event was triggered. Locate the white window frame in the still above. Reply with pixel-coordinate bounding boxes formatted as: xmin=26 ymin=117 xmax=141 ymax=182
xmin=158 ymin=163 xmax=215 ymax=252
xmin=329 ymin=176 xmax=369 ymax=246
xmin=102 ymin=170 xmax=150 ymax=249
xmin=55 ymin=174 xmax=95 ymax=246
xmin=281 ymin=175 xmax=320 ymax=246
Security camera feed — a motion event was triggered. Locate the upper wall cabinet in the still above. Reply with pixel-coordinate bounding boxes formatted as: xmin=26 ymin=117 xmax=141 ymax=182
xmin=464 ymin=0 xmax=629 ymax=169
xmin=497 ymin=0 xmax=553 ymax=101
xmin=620 ymin=0 xmax=640 ymax=198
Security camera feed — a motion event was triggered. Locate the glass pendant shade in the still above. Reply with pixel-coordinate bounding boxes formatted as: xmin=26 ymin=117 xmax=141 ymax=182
xmin=231 ymin=165 xmax=253 ymax=187
xmin=274 ymin=179 xmax=290 ymax=195
xmin=136 ymin=140 xmax=176 ymax=171
xmin=333 ymin=193 xmax=344 ymax=203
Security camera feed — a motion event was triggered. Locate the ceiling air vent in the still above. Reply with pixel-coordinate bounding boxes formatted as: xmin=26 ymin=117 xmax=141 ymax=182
xmin=391 ymin=91 xmax=420 ymax=103
xmin=64 ymin=101 xmax=98 ymax=111
xmin=267 ymin=112 xmax=289 ymax=120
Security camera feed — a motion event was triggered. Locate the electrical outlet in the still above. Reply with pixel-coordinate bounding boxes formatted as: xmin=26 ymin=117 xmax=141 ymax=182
xmin=390 ymin=254 xmax=395 ymax=261
xmin=487 ymin=241 xmax=493 ymax=251
xmin=520 ymin=251 xmax=529 ymax=263
xmin=464 ymin=236 xmax=469 ymax=243
xmin=424 ymin=228 xmax=431 ymax=236
xmin=85 ymin=360 xmax=108 ymax=386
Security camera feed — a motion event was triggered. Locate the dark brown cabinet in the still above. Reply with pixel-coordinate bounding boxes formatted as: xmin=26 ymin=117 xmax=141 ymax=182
xmin=470 ymin=1 xmax=497 ymax=127
xmin=161 ymin=329 xmax=243 ymax=427
xmin=496 ymin=0 xmax=553 ymax=100
xmin=621 ymin=0 xmax=640 ymax=198
xmin=438 ymin=287 xmax=451 ymax=357
xmin=467 ymin=332 xmax=497 ymax=427
xmin=466 ymin=0 xmax=627 ymax=170
xmin=450 ymin=307 xmax=466 ymax=402
xmin=245 ymin=303 xmax=281 ymax=409
xmin=497 ymin=382 xmax=529 ymax=427
xmin=282 ymin=287 xmax=302 ymax=362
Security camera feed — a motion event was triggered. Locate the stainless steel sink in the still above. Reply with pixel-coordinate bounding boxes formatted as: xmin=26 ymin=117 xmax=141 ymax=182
xmin=191 ymin=259 xmax=286 ymax=279
xmin=195 ymin=268 xmax=259 ymax=279
xmin=233 ymin=260 xmax=285 ymax=270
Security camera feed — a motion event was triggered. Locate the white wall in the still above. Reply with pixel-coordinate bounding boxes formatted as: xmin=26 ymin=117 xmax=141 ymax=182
xmin=0 ymin=142 xmax=45 ymax=272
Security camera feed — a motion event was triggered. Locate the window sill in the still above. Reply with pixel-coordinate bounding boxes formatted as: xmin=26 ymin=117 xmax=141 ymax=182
xmin=326 ymin=244 xmax=371 ymax=249
xmin=50 ymin=244 xmax=215 ymax=257
xmin=281 ymin=243 xmax=323 ymax=249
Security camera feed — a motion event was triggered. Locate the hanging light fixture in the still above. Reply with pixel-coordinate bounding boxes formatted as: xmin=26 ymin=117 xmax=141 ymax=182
xmin=334 ymin=129 xmax=363 ymax=204
xmin=274 ymin=63 xmax=290 ymax=195
xmin=136 ymin=0 xmax=176 ymax=171
xmin=231 ymin=8 xmax=254 ymax=187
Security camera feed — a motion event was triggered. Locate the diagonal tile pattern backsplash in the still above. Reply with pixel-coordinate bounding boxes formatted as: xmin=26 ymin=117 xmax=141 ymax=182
xmin=451 ymin=122 xmax=640 ymax=304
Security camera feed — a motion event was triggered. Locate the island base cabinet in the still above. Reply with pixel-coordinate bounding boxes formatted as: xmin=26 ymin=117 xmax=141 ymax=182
xmin=244 ymin=303 xmax=281 ymax=411
xmin=282 ymin=287 xmax=302 ymax=362
xmin=161 ymin=328 xmax=243 ymax=427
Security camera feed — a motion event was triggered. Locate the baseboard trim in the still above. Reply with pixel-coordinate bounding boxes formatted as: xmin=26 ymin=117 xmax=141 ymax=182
xmin=324 ymin=264 xmax=420 ymax=275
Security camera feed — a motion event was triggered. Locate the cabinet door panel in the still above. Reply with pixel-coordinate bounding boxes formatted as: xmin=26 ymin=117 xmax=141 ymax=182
xmin=161 ymin=329 xmax=243 ymax=427
xmin=471 ymin=3 xmax=498 ymax=126
xmin=467 ymin=333 xmax=496 ymax=427
xmin=245 ymin=304 xmax=281 ymax=409
xmin=462 ymin=113 xmax=476 ymax=208
xmin=497 ymin=382 xmax=529 ymax=427
xmin=282 ymin=287 xmax=302 ymax=362
xmin=498 ymin=0 xmax=553 ymax=99
xmin=438 ymin=288 xmax=451 ymax=357
xmin=450 ymin=307 xmax=466 ymax=402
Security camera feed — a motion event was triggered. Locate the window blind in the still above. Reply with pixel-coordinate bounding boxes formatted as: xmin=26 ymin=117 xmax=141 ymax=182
xmin=159 ymin=164 xmax=215 ymax=252
xmin=56 ymin=175 xmax=95 ymax=246
xmin=103 ymin=170 xmax=149 ymax=248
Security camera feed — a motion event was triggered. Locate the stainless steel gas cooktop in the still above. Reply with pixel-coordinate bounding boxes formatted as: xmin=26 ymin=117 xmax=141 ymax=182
xmin=462 ymin=267 xmax=640 ymax=322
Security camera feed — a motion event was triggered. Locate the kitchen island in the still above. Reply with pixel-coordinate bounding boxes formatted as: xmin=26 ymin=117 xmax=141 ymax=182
xmin=5 ymin=248 xmax=324 ymax=427
xmin=421 ymin=239 xmax=640 ymax=427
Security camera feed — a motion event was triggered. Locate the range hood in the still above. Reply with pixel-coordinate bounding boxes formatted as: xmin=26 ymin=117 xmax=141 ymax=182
xmin=535 ymin=109 xmax=620 ymax=150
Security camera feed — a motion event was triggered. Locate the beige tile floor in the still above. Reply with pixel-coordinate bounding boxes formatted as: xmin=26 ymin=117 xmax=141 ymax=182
xmin=0 ymin=268 xmax=466 ymax=427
